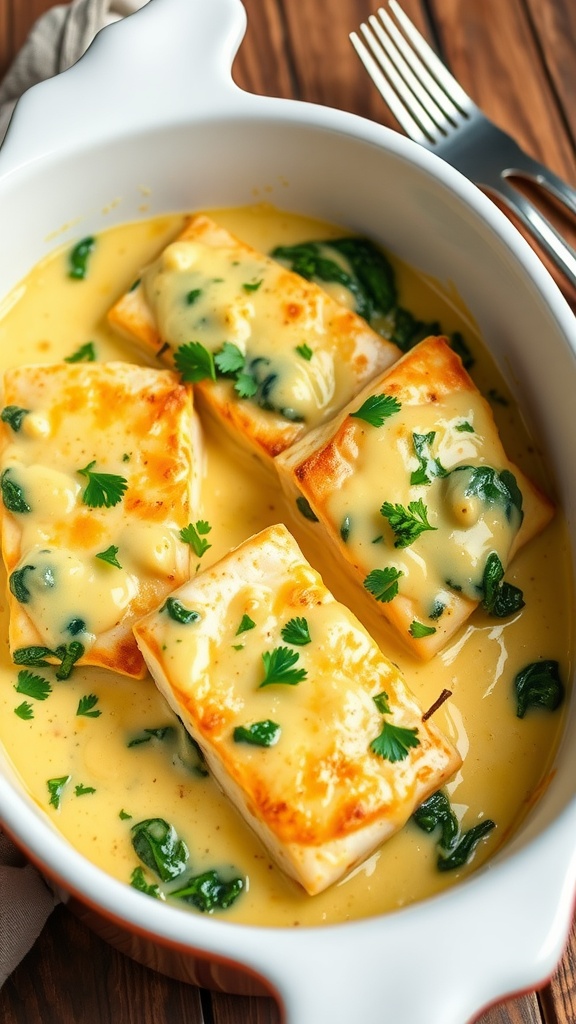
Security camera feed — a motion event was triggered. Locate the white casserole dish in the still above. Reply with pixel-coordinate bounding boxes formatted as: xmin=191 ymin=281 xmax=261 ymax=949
xmin=0 ymin=1 xmax=576 ymax=1021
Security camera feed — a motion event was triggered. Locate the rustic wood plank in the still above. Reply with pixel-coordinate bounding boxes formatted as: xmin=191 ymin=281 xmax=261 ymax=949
xmin=210 ymin=991 xmax=281 ymax=1024
xmin=538 ymin=918 xmax=576 ymax=1023
xmin=523 ymin=0 xmax=576 ymax=144
xmin=0 ymin=906 xmax=206 ymax=1024
xmin=477 ymin=992 xmax=544 ymax=1024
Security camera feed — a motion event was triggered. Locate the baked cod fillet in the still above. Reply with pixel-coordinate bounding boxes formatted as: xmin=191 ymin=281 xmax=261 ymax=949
xmin=107 ymin=213 xmax=401 ymax=463
xmin=133 ymin=523 xmax=461 ymax=895
xmin=0 ymin=361 xmax=199 ymax=678
xmin=276 ymin=336 xmax=554 ymax=661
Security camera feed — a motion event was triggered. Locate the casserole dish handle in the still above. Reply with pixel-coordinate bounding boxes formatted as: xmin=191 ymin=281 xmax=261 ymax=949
xmin=0 ymin=0 xmax=250 ymax=178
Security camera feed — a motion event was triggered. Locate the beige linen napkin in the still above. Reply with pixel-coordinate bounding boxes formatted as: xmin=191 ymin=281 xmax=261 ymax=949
xmin=0 ymin=0 xmax=146 ymax=986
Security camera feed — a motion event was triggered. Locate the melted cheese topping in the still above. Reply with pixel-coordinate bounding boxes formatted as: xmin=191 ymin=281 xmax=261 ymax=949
xmin=0 ymin=362 xmax=197 ymax=677
xmin=0 ymin=205 xmax=570 ymax=927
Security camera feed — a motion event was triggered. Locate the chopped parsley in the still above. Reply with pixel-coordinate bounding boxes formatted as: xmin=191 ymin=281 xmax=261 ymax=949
xmin=14 ymin=701 xmax=34 ymax=720
xmin=409 ymin=620 xmax=437 ymax=639
xmin=350 ymin=393 xmax=401 ymax=427
xmin=78 ymin=461 xmax=127 ymax=508
xmin=96 ymin=544 xmax=122 ymax=568
xmin=380 ymin=498 xmax=436 ymax=548
xmin=74 ymin=783 xmax=96 ymax=796
xmin=47 ymin=775 xmax=71 ymax=809
xmin=130 ymin=866 xmax=163 ymax=899
xmin=242 ymin=279 xmax=263 ymax=292
xmin=236 ymin=614 xmax=256 ymax=636
xmin=369 ymin=692 xmax=420 ymax=763
xmin=180 ymin=520 xmax=212 ymax=558
xmin=119 ymin=809 xmax=133 ymax=820
xmin=174 ymin=341 xmax=216 ymax=383
xmin=233 ymin=720 xmax=281 ymax=747
xmin=185 ymin=288 xmax=203 ymax=305
xmin=162 ymin=597 xmax=200 ymax=625
xmin=260 ymin=646 xmax=307 ymax=687
xmin=76 ymin=694 xmax=101 ymax=718
xmin=14 ymin=669 xmax=52 ymax=701
xmin=1 ymin=405 xmax=29 ymax=432
xmin=295 ymin=343 xmax=313 ymax=361
xmin=363 ymin=567 xmax=403 ymax=602
xmin=295 ymin=496 xmax=319 ymax=522
xmin=68 ymin=236 xmax=95 ymax=280
xmin=64 ymin=341 xmax=96 ymax=363
xmin=280 ymin=617 xmax=311 ymax=646
xmin=340 ymin=515 xmax=351 ymax=542
xmin=455 ymin=420 xmax=474 ymax=433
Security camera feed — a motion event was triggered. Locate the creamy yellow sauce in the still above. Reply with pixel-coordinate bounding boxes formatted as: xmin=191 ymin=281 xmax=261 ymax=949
xmin=0 ymin=204 xmax=571 ymax=927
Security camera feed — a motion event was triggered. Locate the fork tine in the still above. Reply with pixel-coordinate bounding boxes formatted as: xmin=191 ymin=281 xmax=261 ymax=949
xmin=388 ymin=0 xmax=475 ymax=115
xmin=350 ymin=29 xmax=429 ymax=144
xmin=368 ymin=13 xmax=454 ymax=134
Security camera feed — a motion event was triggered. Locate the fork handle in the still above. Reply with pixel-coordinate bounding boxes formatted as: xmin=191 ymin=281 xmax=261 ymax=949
xmin=490 ymin=178 xmax=576 ymax=292
xmin=505 ymin=154 xmax=576 ymax=221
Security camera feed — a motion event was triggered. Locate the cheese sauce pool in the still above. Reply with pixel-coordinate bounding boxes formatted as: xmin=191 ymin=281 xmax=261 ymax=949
xmin=0 ymin=204 xmax=570 ymax=926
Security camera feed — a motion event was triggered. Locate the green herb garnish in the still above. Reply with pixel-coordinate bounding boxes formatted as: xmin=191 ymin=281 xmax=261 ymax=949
xmin=74 ymin=783 xmax=96 ymax=796
xmin=186 ymin=288 xmax=203 ymax=305
xmin=514 ymin=660 xmax=564 ymax=719
xmin=340 ymin=515 xmax=351 ymax=542
xmin=77 ymin=694 xmax=101 ymax=718
xmin=14 ymin=669 xmax=51 ymax=701
xmin=171 ymin=869 xmax=244 ymax=912
xmin=410 ymin=431 xmax=447 ymax=485
xmin=412 ymin=790 xmax=495 ymax=871
xmin=369 ymin=692 xmax=420 ymax=762
xmin=437 ymin=820 xmax=496 ymax=871
xmin=131 ymin=817 xmax=189 ymax=882
xmin=119 ymin=809 xmax=133 ymax=820
xmin=130 ymin=866 xmax=163 ymax=899
xmin=214 ymin=342 xmax=245 ymax=376
xmin=96 ymin=544 xmax=122 ymax=568
xmin=260 ymin=646 xmax=307 ymax=687
xmin=295 ymin=343 xmax=313 ymax=361
xmin=180 ymin=520 xmax=212 ymax=558
xmin=233 ymin=720 xmax=281 ymax=747
xmin=234 ymin=372 xmax=259 ymax=399
xmin=174 ymin=341 xmax=216 ymax=383
xmin=64 ymin=341 xmax=96 ymax=363
xmin=14 ymin=702 xmax=34 ymax=720
xmin=242 ymin=279 xmax=263 ymax=292
xmin=455 ymin=420 xmax=474 ymax=433
xmin=481 ymin=552 xmax=524 ymax=617
xmin=9 ymin=564 xmax=35 ymax=603
xmin=280 ymin=617 xmax=311 ymax=646
xmin=1 ymin=469 xmax=31 ymax=513
xmin=409 ymin=620 xmax=437 ymax=639
xmin=350 ymin=393 xmax=401 ymax=427
xmin=68 ymin=236 xmax=95 ymax=280
xmin=47 ymin=775 xmax=71 ymax=809
xmin=295 ymin=496 xmax=319 ymax=522
xmin=363 ymin=567 xmax=403 ymax=602
xmin=162 ymin=597 xmax=200 ymax=625
xmin=380 ymin=498 xmax=436 ymax=548
xmin=13 ymin=641 xmax=84 ymax=680
xmin=78 ymin=461 xmax=127 ymax=508
xmin=236 ymin=614 xmax=256 ymax=636
xmin=1 ymin=405 xmax=29 ymax=432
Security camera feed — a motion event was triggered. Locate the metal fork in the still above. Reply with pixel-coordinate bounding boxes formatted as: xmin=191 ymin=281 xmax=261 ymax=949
xmin=351 ymin=1 xmax=576 ymax=291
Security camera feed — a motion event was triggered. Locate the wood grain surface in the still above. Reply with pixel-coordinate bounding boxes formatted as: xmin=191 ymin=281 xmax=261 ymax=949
xmin=0 ymin=1 xmax=575 ymax=1022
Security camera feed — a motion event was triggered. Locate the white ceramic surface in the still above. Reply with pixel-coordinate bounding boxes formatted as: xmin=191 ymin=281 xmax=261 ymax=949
xmin=0 ymin=2 xmax=576 ymax=1022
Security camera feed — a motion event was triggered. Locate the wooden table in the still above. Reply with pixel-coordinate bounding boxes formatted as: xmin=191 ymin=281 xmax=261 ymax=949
xmin=0 ymin=1 xmax=575 ymax=1022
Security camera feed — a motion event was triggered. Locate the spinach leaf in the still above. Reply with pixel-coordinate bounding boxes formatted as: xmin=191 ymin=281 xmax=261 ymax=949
xmin=437 ymin=820 xmax=496 ymax=872
xmin=162 ymin=597 xmax=200 ymax=625
xmin=412 ymin=790 xmax=459 ymax=850
xmin=130 ymin=866 xmax=162 ymax=899
xmin=1 ymin=405 xmax=30 ymax=432
xmin=514 ymin=660 xmax=564 ymax=718
xmin=9 ymin=564 xmax=35 ymax=603
xmin=233 ymin=720 xmax=281 ymax=747
xmin=13 ymin=641 xmax=84 ymax=680
xmin=1 ymin=469 xmax=31 ymax=513
xmin=131 ymin=818 xmax=189 ymax=882
xmin=481 ymin=552 xmax=524 ymax=617
xmin=171 ymin=869 xmax=244 ymax=912
xmin=450 ymin=465 xmax=523 ymax=524
xmin=391 ymin=307 xmax=440 ymax=352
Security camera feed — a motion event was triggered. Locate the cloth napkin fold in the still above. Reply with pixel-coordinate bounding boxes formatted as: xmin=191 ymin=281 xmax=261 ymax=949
xmin=0 ymin=0 xmax=146 ymax=145
xmin=0 ymin=0 xmax=146 ymax=987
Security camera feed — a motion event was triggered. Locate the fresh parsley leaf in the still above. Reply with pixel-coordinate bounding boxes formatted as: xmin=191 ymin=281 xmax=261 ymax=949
xmin=373 ymin=691 xmax=391 ymax=714
xmin=340 ymin=515 xmax=351 ymax=542
xmin=409 ymin=620 xmax=437 ymax=638
xmin=214 ymin=342 xmax=245 ymax=376
xmin=78 ymin=461 xmax=127 ymax=508
xmin=243 ymin=279 xmax=263 ymax=292
xmin=295 ymin=496 xmax=319 ymax=522
xmin=64 ymin=341 xmax=96 ymax=363
xmin=295 ymin=343 xmax=313 ymax=361
xmin=233 ymin=720 xmax=281 ymax=747
xmin=236 ymin=614 xmax=256 ymax=636
xmin=119 ymin=809 xmax=133 ymax=820
xmin=96 ymin=544 xmax=122 ymax=568
xmin=185 ymin=288 xmax=202 ymax=305
xmin=77 ymin=694 xmax=101 ymax=718
xmin=370 ymin=720 xmax=420 ymax=762
xmin=130 ymin=866 xmax=163 ymax=899
xmin=234 ymin=372 xmax=258 ymax=399
xmin=174 ymin=341 xmax=216 ymax=383
xmin=380 ymin=498 xmax=436 ymax=548
xmin=410 ymin=431 xmax=447 ymax=485
xmin=514 ymin=660 xmax=564 ymax=719
xmin=68 ymin=236 xmax=95 ymax=280
xmin=481 ymin=552 xmax=524 ymax=617
xmin=1 ymin=469 xmax=31 ymax=513
xmin=74 ymin=783 xmax=96 ymax=796
xmin=350 ymin=393 xmax=401 ymax=427
xmin=171 ymin=869 xmax=244 ymax=912
xmin=1 ymin=405 xmax=29 ymax=432
xmin=131 ymin=817 xmax=189 ymax=882
xmin=260 ymin=646 xmax=307 ymax=687
xmin=14 ymin=701 xmax=34 ymax=720
xmin=162 ymin=597 xmax=201 ymax=625
xmin=14 ymin=669 xmax=51 ymax=701
xmin=47 ymin=775 xmax=71 ymax=809
xmin=180 ymin=521 xmax=212 ymax=558
xmin=280 ymin=617 xmax=311 ymax=646
xmin=455 ymin=420 xmax=474 ymax=433
xmin=363 ymin=567 xmax=403 ymax=602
